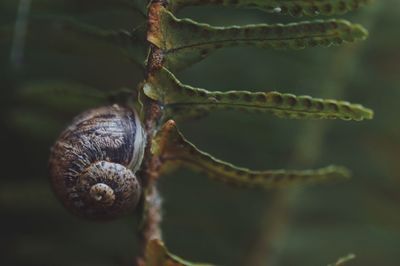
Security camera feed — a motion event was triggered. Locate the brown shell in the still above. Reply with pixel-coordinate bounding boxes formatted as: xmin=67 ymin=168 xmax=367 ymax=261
xmin=49 ymin=105 xmax=146 ymax=220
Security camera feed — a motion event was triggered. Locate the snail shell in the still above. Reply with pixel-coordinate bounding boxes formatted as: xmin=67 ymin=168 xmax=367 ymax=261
xmin=49 ymin=105 xmax=146 ymax=220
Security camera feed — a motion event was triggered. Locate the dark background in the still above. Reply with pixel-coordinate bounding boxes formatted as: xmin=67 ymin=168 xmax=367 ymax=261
xmin=1 ymin=1 xmax=399 ymax=265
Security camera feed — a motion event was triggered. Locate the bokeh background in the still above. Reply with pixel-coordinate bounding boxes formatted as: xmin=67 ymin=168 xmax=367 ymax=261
xmin=1 ymin=1 xmax=399 ymax=265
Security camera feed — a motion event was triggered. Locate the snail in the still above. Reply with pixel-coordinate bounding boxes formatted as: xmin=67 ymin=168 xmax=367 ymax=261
xmin=49 ymin=104 xmax=146 ymax=220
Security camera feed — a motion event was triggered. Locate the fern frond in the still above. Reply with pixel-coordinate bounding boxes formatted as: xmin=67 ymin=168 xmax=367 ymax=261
xmin=148 ymin=6 xmax=368 ymax=70
xmin=169 ymin=0 xmax=372 ymax=17
xmin=1 ymin=16 xmax=147 ymax=66
xmin=144 ymin=68 xmax=373 ymax=122
xmin=18 ymin=81 xmax=134 ymax=113
xmin=146 ymin=239 xmax=213 ymax=266
xmin=153 ymin=120 xmax=351 ymax=189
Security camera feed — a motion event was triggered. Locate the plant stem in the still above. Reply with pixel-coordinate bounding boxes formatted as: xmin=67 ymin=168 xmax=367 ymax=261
xmin=135 ymin=0 xmax=167 ymax=258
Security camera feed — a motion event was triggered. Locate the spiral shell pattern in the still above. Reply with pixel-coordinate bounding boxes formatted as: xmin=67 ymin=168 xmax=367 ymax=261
xmin=49 ymin=105 xmax=146 ymax=220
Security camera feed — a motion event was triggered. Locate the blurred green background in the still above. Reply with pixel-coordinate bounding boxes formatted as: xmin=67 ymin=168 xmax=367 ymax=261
xmin=1 ymin=1 xmax=399 ymax=265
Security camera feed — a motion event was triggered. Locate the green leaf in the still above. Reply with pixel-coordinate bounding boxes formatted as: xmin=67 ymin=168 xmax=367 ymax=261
xmin=146 ymin=239 xmax=214 ymax=266
xmin=7 ymin=108 xmax=64 ymax=140
xmin=154 ymin=120 xmax=351 ymax=188
xmin=1 ymin=16 xmax=147 ymax=66
xmin=17 ymin=81 xmax=135 ymax=113
xmin=169 ymin=0 xmax=372 ymax=17
xmin=327 ymin=253 xmax=356 ymax=266
xmin=0 ymin=0 xmax=146 ymax=17
xmin=18 ymin=81 xmax=105 ymax=109
xmin=147 ymin=6 xmax=368 ymax=70
xmin=143 ymin=67 xmax=374 ymax=122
